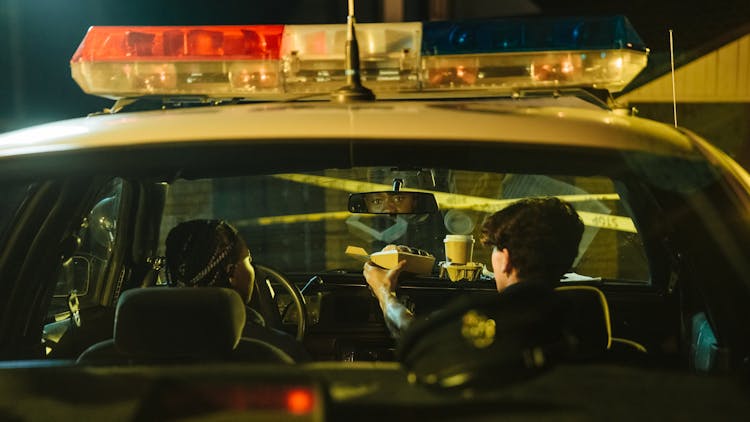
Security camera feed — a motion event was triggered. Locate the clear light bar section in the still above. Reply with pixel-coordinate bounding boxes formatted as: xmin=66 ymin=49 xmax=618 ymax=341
xmin=422 ymin=49 xmax=648 ymax=92
xmin=71 ymin=26 xmax=284 ymax=98
xmin=280 ymin=23 xmax=422 ymax=94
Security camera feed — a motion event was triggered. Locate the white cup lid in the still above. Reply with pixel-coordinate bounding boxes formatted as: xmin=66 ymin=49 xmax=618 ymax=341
xmin=444 ymin=234 xmax=474 ymax=241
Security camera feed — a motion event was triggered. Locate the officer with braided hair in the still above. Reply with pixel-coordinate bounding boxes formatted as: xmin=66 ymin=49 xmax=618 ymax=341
xmin=165 ymin=219 xmax=255 ymax=302
xmin=165 ymin=219 xmax=310 ymax=361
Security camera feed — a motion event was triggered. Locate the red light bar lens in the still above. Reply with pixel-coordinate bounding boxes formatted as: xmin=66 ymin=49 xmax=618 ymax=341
xmin=71 ymin=25 xmax=284 ymax=61
xmin=71 ymin=26 xmax=284 ymax=98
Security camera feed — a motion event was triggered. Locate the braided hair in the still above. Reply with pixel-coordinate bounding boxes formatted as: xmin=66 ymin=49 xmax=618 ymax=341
xmin=165 ymin=219 xmax=250 ymax=288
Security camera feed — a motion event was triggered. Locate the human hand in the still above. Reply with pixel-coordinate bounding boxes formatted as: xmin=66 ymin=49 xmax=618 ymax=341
xmin=363 ymin=259 xmax=407 ymax=306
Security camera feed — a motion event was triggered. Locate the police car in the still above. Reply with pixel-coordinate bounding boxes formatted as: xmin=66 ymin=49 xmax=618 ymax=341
xmin=0 ymin=14 xmax=749 ymax=420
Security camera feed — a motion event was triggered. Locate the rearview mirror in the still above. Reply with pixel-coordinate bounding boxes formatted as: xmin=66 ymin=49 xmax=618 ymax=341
xmin=348 ymin=191 xmax=439 ymax=214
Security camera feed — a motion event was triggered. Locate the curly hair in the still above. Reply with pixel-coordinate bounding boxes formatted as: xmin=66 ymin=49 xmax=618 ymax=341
xmin=480 ymin=197 xmax=583 ymax=285
xmin=165 ymin=219 xmax=249 ymax=288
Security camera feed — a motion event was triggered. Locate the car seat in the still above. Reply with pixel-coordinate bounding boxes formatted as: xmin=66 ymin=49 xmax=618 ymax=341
xmin=555 ymin=285 xmax=647 ymax=360
xmin=77 ymin=287 xmax=293 ymax=364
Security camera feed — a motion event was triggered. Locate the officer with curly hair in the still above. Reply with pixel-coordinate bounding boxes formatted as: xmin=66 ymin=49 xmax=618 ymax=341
xmin=364 ymin=197 xmax=584 ymax=338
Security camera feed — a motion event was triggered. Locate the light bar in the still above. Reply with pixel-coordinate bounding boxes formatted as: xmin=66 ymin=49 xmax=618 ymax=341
xmin=71 ymin=25 xmax=284 ymax=98
xmin=71 ymin=17 xmax=648 ymax=100
xmin=420 ymin=16 xmax=648 ymax=92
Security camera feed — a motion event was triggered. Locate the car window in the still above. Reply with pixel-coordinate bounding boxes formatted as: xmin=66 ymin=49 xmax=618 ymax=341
xmin=0 ymin=182 xmax=35 ymax=245
xmin=46 ymin=178 xmax=124 ymax=318
xmin=158 ymin=169 xmax=649 ymax=284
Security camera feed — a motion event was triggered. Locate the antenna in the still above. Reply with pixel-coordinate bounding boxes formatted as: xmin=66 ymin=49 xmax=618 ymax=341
xmin=331 ymin=0 xmax=376 ymax=103
xmin=669 ymin=29 xmax=678 ymax=128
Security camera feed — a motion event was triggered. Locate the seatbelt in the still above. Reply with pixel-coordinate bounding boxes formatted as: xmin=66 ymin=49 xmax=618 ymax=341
xmin=141 ymin=256 xmax=165 ymax=287
xmin=68 ymin=290 xmax=81 ymax=328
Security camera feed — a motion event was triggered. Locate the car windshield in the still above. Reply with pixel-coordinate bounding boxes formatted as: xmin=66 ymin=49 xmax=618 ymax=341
xmin=157 ymin=168 xmax=649 ymax=283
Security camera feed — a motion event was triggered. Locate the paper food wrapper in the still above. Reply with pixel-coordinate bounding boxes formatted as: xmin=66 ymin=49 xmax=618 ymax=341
xmin=346 ymin=245 xmax=435 ymax=275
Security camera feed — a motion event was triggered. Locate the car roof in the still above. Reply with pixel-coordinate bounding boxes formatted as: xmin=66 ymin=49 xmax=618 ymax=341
xmin=0 ymin=96 xmax=695 ymax=160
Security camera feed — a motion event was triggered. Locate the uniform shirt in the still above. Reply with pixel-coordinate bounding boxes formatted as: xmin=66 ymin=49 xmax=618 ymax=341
xmin=383 ymin=279 xmax=555 ymax=339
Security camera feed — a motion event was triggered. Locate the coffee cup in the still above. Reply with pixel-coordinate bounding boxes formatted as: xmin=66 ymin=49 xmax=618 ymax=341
xmin=444 ymin=234 xmax=474 ymax=264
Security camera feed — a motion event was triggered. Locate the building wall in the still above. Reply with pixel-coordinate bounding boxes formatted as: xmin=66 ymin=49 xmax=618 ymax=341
xmin=630 ymin=103 xmax=750 ymax=168
xmin=621 ymin=33 xmax=750 ymax=168
xmin=621 ymin=35 xmax=750 ymax=103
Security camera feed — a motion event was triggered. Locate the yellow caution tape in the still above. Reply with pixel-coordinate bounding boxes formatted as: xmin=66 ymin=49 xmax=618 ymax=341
xmin=274 ymin=174 xmax=392 ymax=193
xmin=578 ymin=211 xmax=636 ymax=233
xmin=264 ymin=174 xmax=636 ymax=233
xmin=234 ymin=211 xmax=352 ymax=226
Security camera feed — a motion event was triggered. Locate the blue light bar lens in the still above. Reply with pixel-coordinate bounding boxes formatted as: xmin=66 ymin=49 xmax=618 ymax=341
xmin=422 ymin=16 xmax=647 ymax=55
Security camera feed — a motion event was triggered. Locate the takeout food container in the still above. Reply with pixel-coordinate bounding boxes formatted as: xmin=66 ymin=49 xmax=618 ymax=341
xmin=345 ymin=245 xmax=436 ymax=275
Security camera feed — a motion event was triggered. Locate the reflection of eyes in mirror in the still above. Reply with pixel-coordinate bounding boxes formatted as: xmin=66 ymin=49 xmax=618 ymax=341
xmin=364 ymin=192 xmax=416 ymax=213
xmin=349 ymin=191 xmax=438 ymax=215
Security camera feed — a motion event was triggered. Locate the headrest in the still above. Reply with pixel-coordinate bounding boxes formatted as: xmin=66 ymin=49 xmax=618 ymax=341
xmin=555 ymin=285 xmax=612 ymax=359
xmin=114 ymin=287 xmax=246 ymax=359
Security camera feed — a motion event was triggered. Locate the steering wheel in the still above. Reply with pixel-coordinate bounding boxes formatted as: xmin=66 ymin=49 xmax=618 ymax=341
xmin=254 ymin=264 xmax=307 ymax=341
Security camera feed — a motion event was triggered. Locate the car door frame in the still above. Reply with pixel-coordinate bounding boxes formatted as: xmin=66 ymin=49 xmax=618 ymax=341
xmin=0 ymin=176 xmax=132 ymax=359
